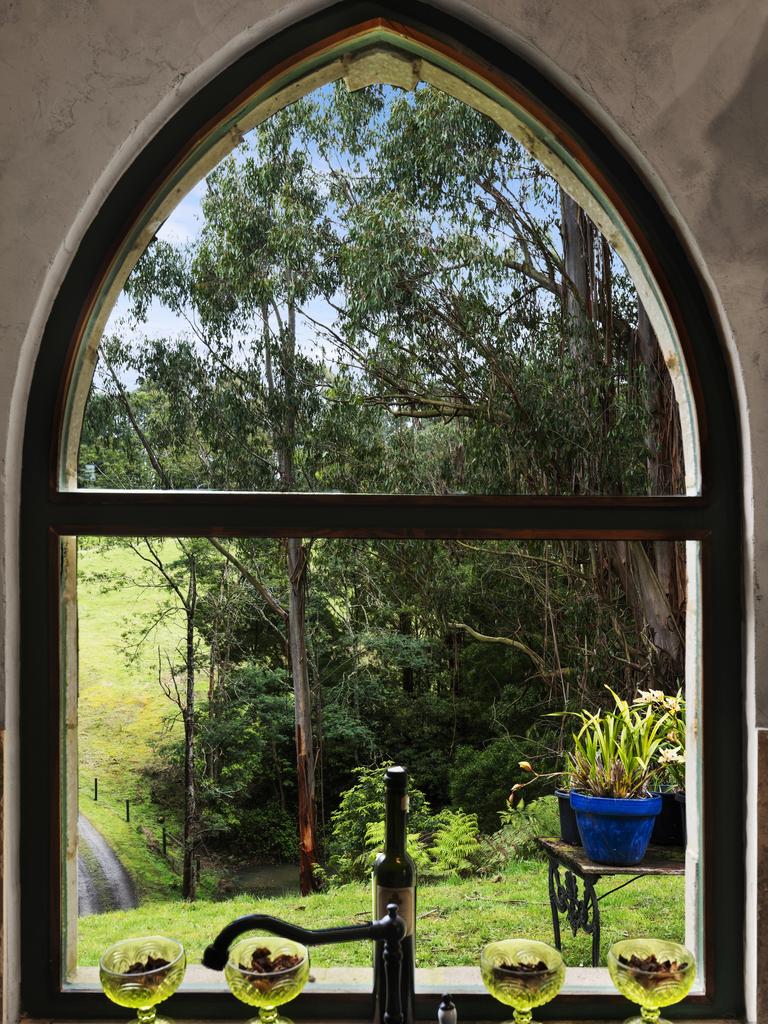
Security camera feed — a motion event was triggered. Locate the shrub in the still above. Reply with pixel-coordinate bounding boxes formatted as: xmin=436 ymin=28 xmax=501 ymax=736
xmin=328 ymin=763 xmax=432 ymax=880
xmin=449 ymin=739 xmax=534 ymax=832
xmin=566 ymin=690 xmax=670 ymax=798
xmin=478 ymin=795 xmax=560 ymax=871
xmin=361 ymin=819 xmax=434 ymax=878
xmin=359 ymin=808 xmax=482 ymax=880
xmin=238 ymin=803 xmax=297 ymax=862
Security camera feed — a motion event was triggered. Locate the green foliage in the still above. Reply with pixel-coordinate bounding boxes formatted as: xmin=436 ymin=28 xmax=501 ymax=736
xmin=359 ymin=809 xmax=481 ymax=880
xmin=149 ymin=664 xmax=298 ymax=856
xmin=361 ymin=819 xmax=434 ymax=878
xmin=450 ymin=739 xmax=538 ymax=833
xmin=77 ymin=75 xmax=686 ymax=900
xmin=311 ymin=862 xmax=330 ymax=892
xmin=237 ymin=804 xmax=297 ymax=862
xmin=479 ymin=796 xmax=561 ymax=869
xmin=634 ymin=688 xmax=686 ymax=791
xmin=87 ymin=80 xmax=658 ymax=502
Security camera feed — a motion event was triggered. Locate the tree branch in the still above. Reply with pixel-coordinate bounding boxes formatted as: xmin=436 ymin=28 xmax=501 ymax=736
xmin=448 ymin=620 xmax=546 ymax=673
xmin=206 ymin=537 xmax=288 ymax=622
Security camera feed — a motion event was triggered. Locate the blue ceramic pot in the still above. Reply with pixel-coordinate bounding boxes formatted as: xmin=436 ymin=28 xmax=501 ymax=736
xmin=570 ymin=791 xmax=662 ymax=865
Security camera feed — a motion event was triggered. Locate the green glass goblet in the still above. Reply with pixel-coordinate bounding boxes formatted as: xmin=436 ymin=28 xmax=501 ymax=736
xmin=100 ymin=936 xmax=186 ymax=1024
xmin=607 ymin=938 xmax=696 ymax=1024
xmin=480 ymin=939 xmax=566 ymax=1024
xmin=224 ymin=936 xmax=310 ymax=1024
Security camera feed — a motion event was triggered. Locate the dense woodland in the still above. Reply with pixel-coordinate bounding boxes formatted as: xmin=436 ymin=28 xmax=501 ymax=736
xmin=80 ymin=81 xmax=686 ymax=897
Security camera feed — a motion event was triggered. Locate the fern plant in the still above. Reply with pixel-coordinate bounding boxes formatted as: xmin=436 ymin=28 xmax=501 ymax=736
xmin=428 ymin=810 xmax=482 ymax=877
xmin=358 ymin=810 xmax=482 ymax=880
xmin=358 ymin=819 xmax=433 ymax=877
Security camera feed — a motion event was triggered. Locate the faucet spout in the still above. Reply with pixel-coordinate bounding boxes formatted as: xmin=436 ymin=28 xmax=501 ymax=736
xmin=203 ymin=903 xmax=407 ymax=1024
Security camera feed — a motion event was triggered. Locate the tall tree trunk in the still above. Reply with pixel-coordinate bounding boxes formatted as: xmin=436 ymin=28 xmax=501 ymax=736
xmin=608 ymin=539 xmax=684 ymax=678
xmin=182 ymin=555 xmax=198 ymax=901
xmin=287 ymin=536 xmax=318 ymax=894
xmin=399 ymin=611 xmax=415 ymax=693
xmin=560 ymin=190 xmax=596 ymax=350
xmin=632 ymin=303 xmax=686 ymax=677
xmin=559 ymin=188 xmax=686 ymax=683
xmin=275 ymin=284 xmax=319 ymax=895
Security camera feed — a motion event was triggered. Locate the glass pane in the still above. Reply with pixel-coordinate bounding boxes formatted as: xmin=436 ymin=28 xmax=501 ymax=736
xmin=69 ymin=536 xmax=694 ymax=990
xmin=78 ymin=82 xmax=686 ymax=496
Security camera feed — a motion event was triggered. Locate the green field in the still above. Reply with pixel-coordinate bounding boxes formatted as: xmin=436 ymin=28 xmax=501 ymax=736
xmin=78 ymin=870 xmax=684 ymax=969
xmin=78 ymin=538 xmax=203 ymax=901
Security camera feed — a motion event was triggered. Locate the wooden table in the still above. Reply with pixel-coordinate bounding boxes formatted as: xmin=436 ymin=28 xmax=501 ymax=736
xmin=536 ymin=838 xmax=685 ymax=966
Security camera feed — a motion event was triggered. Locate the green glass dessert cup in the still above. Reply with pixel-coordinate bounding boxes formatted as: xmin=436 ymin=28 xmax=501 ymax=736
xmin=607 ymin=938 xmax=696 ymax=1024
xmin=224 ymin=936 xmax=310 ymax=1024
xmin=99 ymin=936 xmax=186 ymax=1024
xmin=480 ymin=939 xmax=566 ymax=1024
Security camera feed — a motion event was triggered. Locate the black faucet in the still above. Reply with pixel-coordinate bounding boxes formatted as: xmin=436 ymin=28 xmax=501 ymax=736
xmin=203 ymin=902 xmax=407 ymax=1024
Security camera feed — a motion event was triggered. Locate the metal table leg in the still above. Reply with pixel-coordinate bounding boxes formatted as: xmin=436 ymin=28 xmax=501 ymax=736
xmin=546 ymin=856 xmax=602 ymax=966
xmin=546 ymin=856 xmax=562 ymax=951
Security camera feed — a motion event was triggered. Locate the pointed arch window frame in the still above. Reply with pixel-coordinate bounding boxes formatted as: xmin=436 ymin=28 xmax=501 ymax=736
xmin=19 ymin=3 xmax=744 ymax=1021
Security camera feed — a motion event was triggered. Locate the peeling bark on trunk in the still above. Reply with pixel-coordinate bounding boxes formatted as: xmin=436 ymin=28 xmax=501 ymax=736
xmin=560 ymin=190 xmax=596 ymax=349
xmin=276 ymin=284 xmax=319 ymax=895
xmin=607 ymin=540 xmax=684 ymax=677
xmin=287 ymin=536 xmax=318 ymax=894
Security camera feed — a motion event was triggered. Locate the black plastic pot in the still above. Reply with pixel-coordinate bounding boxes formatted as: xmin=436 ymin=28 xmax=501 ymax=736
xmin=675 ymin=790 xmax=687 ymax=846
xmin=650 ymin=788 xmax=685 ymax=846
xmin=555 ymin=788 xmax=581 ymax=845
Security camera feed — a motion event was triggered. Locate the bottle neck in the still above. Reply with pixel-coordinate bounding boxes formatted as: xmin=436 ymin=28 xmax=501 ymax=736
xmin=385 ymin=787 xmax=407 ymax=856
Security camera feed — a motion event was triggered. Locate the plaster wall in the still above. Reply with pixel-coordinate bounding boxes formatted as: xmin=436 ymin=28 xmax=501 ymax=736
xmin=1 ymin=0 xmax=766 ymax=1020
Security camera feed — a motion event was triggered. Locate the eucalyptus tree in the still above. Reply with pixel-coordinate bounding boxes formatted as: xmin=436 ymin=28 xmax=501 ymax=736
xmin=317 ymin=84 xmax=685 ymax=683
xmin=83 ymin=77 xmax=687 ymax=885
xmin=102 ymin=96 xmax=353 ymax=892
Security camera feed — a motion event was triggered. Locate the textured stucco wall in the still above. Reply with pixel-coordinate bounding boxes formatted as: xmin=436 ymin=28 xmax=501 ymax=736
xmin=1 ymin=1 xmax=766 ymax=1020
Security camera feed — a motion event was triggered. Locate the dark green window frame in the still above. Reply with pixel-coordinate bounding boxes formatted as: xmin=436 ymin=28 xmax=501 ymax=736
xmin=20 ymin=2 xmax=744 ymax=1020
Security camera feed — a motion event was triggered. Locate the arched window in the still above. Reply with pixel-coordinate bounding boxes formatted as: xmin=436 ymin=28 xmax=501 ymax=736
xmin=20 ymin=4 xmax=743 ymax=1020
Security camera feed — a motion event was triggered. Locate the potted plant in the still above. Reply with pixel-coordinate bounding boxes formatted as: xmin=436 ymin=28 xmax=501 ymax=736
xmin=633 ymin=689 xmax=686 ymax=846
xmin=566 ymin=691 xmax=670 ymax=865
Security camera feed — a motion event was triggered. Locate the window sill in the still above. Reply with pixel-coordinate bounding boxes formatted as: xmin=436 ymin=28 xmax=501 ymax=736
xmin=70 ymin=963 xmax=614 ymax=994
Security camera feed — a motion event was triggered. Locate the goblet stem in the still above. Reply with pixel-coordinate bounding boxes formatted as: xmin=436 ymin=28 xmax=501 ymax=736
xmin=258 ymin=1006 xmax=279 ymax=1024
xmin=137 ymin=1007 xmax=156 ymax=1024
xmin=512 ymin=1009 xmax=533 ymax=1024
xmin=640 ymin=1007 xmax=661 ymax=1023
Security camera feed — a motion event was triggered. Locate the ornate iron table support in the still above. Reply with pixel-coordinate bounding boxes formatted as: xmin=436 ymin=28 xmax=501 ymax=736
xmin=546 ymin=856 xmax=601 ymax=967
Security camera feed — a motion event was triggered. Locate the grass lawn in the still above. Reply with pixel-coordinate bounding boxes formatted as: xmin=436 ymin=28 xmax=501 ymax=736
xmin=78 ymin=866 xmax=684 ymax=969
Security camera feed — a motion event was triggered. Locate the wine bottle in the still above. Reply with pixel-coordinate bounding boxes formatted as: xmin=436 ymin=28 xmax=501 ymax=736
xmin=373 ymin=765 xmax=416 ymax=1024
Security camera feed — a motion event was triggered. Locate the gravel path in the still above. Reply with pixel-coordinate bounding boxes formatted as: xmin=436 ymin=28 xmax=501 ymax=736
xmin=78 ymin=813 xmax=138 ymax=916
